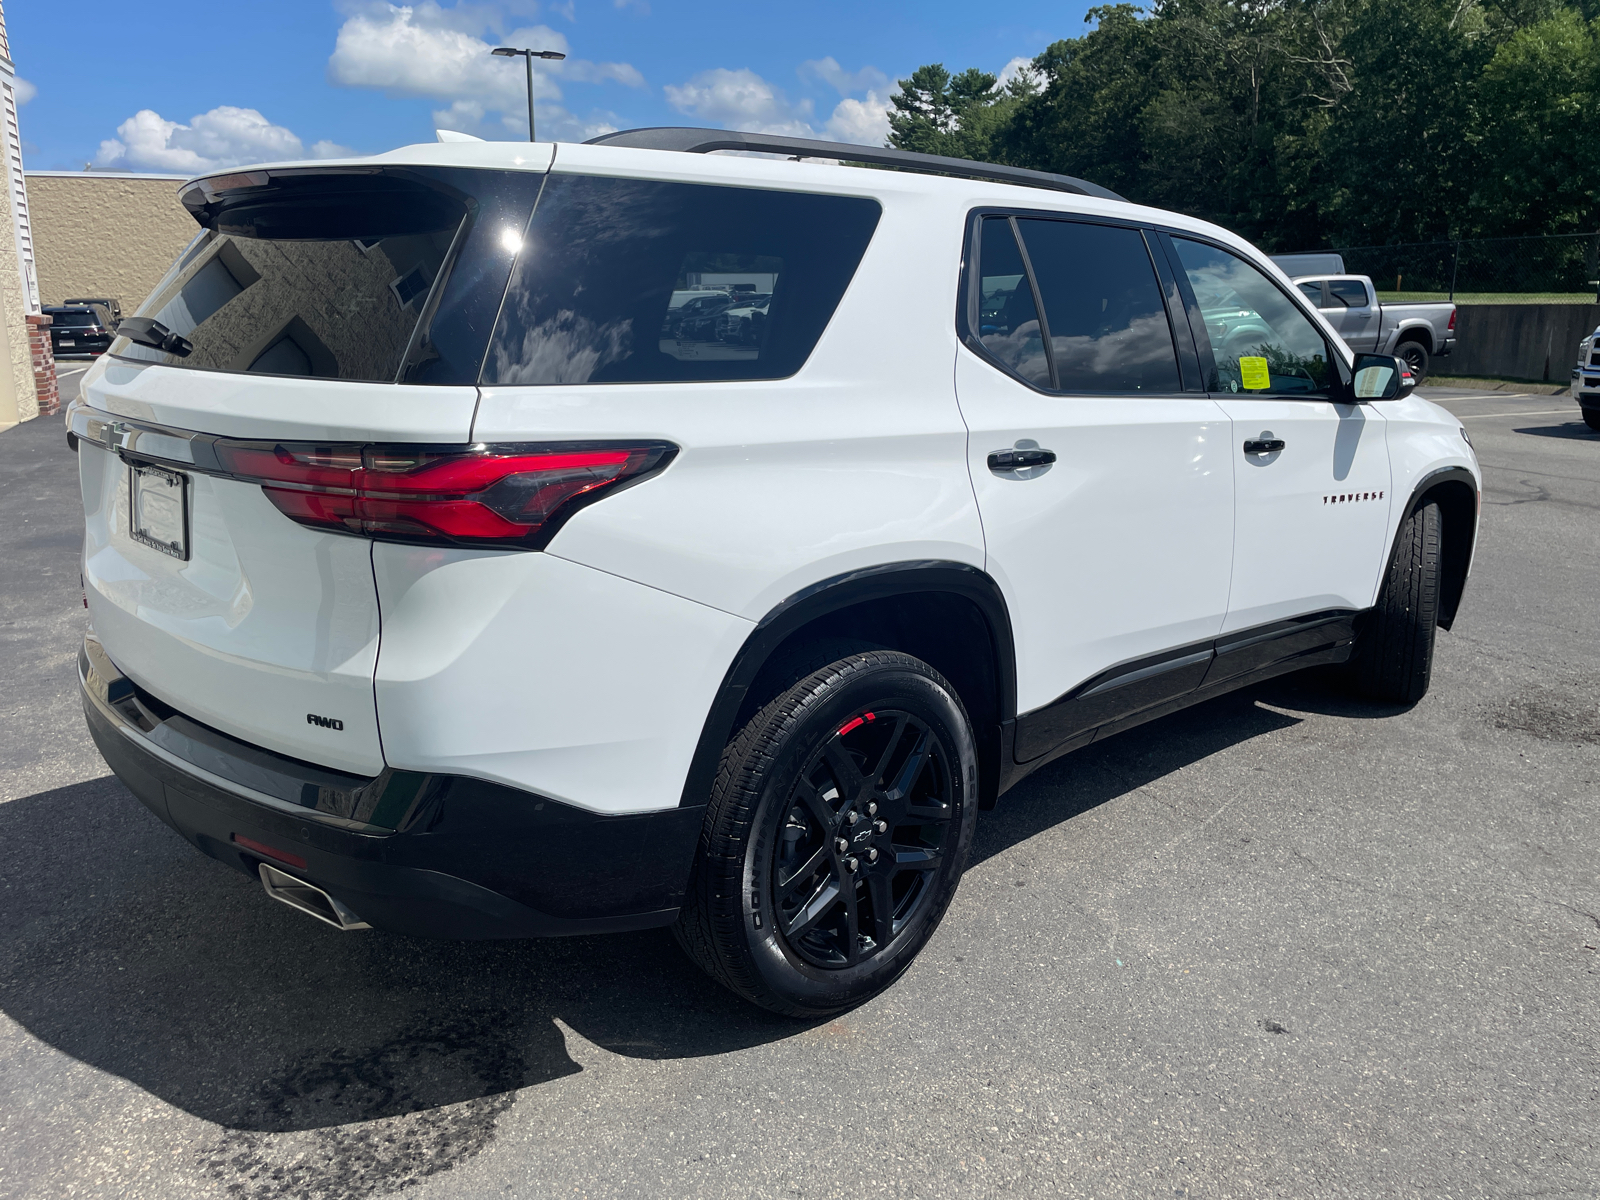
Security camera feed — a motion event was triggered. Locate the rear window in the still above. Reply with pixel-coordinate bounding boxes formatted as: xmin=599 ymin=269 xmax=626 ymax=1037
xmin=483 ymin=174 xmax=881 ymax=385
xmin=1328 ymin=279 xmax=1369 ymax=307
xmin=50 ymin=310 xmax=98 ymax=327
xmin=109 ymin=168 xmax=544 ymax=385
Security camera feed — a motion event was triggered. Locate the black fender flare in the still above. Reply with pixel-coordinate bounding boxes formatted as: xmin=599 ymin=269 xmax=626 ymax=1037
xmin=677 ymin=561 xmax=1018 ymax=808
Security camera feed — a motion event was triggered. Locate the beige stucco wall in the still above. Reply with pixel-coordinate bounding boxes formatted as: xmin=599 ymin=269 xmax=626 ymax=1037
xmin=0 ymin=141 xmax=32 ymax=427
xmin=26 ymin=173 xmax=196 ymax=312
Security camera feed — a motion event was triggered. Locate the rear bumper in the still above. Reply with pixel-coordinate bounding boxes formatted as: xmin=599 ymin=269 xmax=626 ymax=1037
xmin=80 ymin=635 xmax=702 ymax=939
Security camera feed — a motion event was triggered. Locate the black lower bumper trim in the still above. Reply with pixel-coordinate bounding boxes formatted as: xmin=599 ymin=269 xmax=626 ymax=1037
xmin=83 ymin=655 xmax=702 ymax=940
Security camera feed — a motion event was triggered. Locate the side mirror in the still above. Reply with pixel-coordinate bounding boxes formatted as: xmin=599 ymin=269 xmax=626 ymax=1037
xmin=1350 ymin=352 xmax=1412 ymax=401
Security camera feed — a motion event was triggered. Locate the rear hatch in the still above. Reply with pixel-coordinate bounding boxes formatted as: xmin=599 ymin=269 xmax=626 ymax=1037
xmin=75 ymin=160 xmax=546 ymax=773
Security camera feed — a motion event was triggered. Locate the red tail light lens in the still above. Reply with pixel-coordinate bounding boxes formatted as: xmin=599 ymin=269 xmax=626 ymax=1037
xmin=1447 ymin=307 xmax=1456 ymax=331
xmin=211 ymin=440 xmax=676 ymax=549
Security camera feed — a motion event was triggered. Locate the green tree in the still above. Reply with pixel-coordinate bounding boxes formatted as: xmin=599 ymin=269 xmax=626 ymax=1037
xmin=1469 ymin=9 xmax=1599 ymax=235
xmin=899 ymin=0 xmax=1597 ymax=248
xmin=889 ymin=64 xmax=1036 ymax=159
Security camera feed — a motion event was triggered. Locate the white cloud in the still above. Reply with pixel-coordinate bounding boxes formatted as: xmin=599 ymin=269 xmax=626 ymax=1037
xmin=665 ymin=62 xmax=895 ymax=147
xmin=311 ymin=139 xmax=358 ymax=158
xmin=823 ymin=90 xmax=892 ymax=146
xmin=997 ymin=55 xmax=1038 ymax=89
xmin=328 ymin=2 xmax=643 ymax=141
xmin=94 ymin=107 xmax=312 ymax=173
xmin=13 ymin=77 xmax=36 ymax=105
xmin=800 ymin=57 xmax=888 ymax=97
xmin=664 ymin=68 xmax=815 ymax=137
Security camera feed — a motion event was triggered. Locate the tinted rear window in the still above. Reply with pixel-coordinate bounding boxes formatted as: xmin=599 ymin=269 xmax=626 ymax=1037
xmin=110 ymin=168 xmax=544 ymax=384
xmin=1015 ymin=219 xmax=1180 ymax=395
xmin=483 ymin=174 xmax=881 ymax=385
xmin=50 ymin=310 xmax=98 ymax=327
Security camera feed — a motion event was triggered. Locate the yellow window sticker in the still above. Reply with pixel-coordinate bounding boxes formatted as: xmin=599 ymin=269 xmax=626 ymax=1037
xmin=1238 ymin=356 xmax=1271 ymax=390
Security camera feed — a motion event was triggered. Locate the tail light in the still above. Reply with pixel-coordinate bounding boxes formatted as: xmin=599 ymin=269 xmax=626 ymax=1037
xmin=211 ymin=440 xmax=676 ymax=549
xmin=1447 ymin=307 xmax=1456 ymax=331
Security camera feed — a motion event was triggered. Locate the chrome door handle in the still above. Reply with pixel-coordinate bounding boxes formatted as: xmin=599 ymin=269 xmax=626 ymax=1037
xmin=1243 ymin=438 xmax=1285 ymax=455
xmin=987 ymin=447 xmax=1057 ymax=472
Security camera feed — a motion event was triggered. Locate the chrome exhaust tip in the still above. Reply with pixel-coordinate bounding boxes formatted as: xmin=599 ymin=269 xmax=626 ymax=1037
xmin=258 ymin=862 xmax=371 ymax=931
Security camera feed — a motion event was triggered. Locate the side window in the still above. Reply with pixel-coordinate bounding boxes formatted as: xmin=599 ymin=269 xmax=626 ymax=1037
xmin=1015 ymin=219 xmax=1181 ymax=395
xmin=484 ymin=175 xmax=881 ymax=385
xmin=1328 ymin=279 xmax=1370 ymax=308
xmin=975 ymin=216 xmax=1049 ymax=388
xmin=1171 ymin=237 xmax=1335 ymax=396
xmin=1297 ymin=281 xmax=1325 ymax=306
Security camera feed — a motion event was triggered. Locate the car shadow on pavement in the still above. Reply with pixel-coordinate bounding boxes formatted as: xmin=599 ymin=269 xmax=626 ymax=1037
xmin=971 ymin=680 xmax=1309 ymax=868
xmin=1512 ymin=421 xmax=1599 ymax=440
xmin=0 ymin=678 xmax=1332 ymax=1135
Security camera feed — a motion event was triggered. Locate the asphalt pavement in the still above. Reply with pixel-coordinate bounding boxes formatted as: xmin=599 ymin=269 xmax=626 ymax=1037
xmin=0 ymin=377 xmax=1595 ymax=1199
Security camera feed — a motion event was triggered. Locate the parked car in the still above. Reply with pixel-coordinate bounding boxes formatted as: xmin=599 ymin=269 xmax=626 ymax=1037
xmin=1289 ymin=275 xmax=1455 ymax=383
xmin=662 ymin=291 xmax=732 ymax=341
xmin=715 ymin=294 xmax=771 ymax=345
xmin=69 ymin=130 xmax=1481 ymax=1017
xmin=1569 ymin=326 xmax=1600 ymax=430
xmin=64 ymin=297 xmax=123 ymax=323
xmin=43 ymin=304 xmax=114 ymax=357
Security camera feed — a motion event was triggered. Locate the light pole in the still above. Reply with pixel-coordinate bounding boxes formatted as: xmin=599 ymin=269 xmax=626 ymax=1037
xmin=491 ymin=47 xmax=567 ymax=142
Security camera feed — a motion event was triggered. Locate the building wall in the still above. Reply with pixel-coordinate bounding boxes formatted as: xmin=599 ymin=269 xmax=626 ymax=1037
xmin=26 ymin=172 xmax=195 ymax=312
xmin=0 ymin=142 xmax=28 ymax=427
xmin=0 ymin=0 xmax=34 ymax=429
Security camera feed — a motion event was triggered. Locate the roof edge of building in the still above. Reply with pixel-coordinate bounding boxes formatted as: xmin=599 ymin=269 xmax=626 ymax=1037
xmin=25 ymin=171 xmax=191 ymax=181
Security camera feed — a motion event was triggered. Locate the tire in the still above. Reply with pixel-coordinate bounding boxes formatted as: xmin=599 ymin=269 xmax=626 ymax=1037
xmin=1396 ymin=339 xmax=1431 ymax=385
xmin=1351 ymin=500 xmax=1441 ymax=704
xmin=676 ymin=650 xmax=979 ymax=1016
xmin=1583 ymin=408 xmax=1600 ymax=431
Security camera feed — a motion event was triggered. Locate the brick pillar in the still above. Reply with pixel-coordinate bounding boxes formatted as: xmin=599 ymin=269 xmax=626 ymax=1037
xmin=26 ymin=313 xmax=58 ymax=418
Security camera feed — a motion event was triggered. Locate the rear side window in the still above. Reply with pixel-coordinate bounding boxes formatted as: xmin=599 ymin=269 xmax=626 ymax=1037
xmin=110 ymin=168 xmax=544 ymax=385
xmin=975 ymin=216 xmax=1049 ymax=388
xmin=483 ymin=175 xmax=881 ymax=385
xmin=1327 ymin=279 xmax=1369 ymax=308
xmin=1015 ymin=219 xmax=1181 ymax=395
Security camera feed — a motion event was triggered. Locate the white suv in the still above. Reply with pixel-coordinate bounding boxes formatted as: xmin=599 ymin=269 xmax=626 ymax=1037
xmin=70 ymin=128 xmax=1480 ymax=1016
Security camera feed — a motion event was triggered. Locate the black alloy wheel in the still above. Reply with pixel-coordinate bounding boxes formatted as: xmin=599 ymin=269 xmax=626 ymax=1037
xmin=773 ymin=708 xmax=953 ymax=968
xmin=676 ymin=650 xmax=978 ymax=1016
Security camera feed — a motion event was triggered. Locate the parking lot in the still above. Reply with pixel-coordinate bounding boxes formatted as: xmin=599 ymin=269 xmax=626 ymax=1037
xmin=0 ymin=372 xmax=1595 ymax=1199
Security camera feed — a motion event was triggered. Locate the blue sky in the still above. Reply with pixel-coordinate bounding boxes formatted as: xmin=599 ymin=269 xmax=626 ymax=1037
xmin=9 ymin=1 xmax=1098 ymax=174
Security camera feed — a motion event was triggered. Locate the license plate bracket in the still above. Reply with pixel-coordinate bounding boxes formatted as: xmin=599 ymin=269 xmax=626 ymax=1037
xmin=130 ymin=463 xmax=189 ymax=560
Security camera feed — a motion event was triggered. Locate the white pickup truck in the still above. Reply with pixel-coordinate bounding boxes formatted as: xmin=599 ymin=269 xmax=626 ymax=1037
xmin=1290 ymin=275 xmax=1456 ymax=383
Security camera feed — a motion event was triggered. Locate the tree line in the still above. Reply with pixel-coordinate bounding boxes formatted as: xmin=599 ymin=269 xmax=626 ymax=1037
xmin=888 ymin=0 xmax=1600 ymax=251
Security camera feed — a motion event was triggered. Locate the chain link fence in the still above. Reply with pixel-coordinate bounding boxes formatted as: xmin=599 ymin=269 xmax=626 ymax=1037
xmin=1320 ymin=233 xmax=1600 ymax=303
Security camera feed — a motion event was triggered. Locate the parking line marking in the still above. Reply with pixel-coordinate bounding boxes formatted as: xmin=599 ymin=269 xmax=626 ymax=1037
xmin=1457 ymin=410 xmax=1580 ymax=419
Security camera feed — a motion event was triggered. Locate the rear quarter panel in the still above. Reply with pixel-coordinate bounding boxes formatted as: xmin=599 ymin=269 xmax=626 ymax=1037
xmin=472 ymin=183 xmax=985 ymax=621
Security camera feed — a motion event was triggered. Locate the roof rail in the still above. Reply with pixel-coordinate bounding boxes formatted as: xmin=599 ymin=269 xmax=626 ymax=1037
xmin=582 ymin=127 xmax=1126 ymax=202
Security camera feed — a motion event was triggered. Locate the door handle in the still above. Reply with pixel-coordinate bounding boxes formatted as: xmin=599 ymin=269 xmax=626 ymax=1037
xmin=1242 ymin=438 xmax=1285 ymax=455
xmin=987 ymin=447 xmax=1057 ymax=472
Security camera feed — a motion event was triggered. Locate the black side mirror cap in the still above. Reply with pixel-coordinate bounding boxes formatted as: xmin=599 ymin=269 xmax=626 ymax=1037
xmin=1349 ymin=352 xmax=1412 ymax=401
xmin=113 ymin=316 xmax=193 ymax=358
